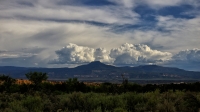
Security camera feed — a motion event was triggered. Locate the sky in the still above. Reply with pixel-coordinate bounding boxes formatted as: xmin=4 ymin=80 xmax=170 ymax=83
xmin=0 ymin=0 xmax=200 ymax=71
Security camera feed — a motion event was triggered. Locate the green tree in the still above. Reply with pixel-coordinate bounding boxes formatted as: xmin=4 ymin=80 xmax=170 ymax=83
xmin=0 ymin=75 xmax=16 ymax=92
xmin=66 ymin=78 xmax=80 ymax=92
xmin=25 ymin=72 xmax=48 ymax=90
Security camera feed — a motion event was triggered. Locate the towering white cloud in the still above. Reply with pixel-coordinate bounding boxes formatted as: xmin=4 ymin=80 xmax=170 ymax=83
xmin=94 ymin=48 xmax=113 ymax=63
xmin=50 ymin=44 xmax=115 ymax=64
xmin=110 ymin=43 xmax=172 ymax=65
xmin=50 ymin=43 xmax=95 ymax=64
xmin=51 ymin=43 xmax=172 ymax=65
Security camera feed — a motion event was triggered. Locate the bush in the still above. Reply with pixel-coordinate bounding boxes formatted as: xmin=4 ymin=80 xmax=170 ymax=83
xmin=22 ymin=95 xmax=43 ymax=111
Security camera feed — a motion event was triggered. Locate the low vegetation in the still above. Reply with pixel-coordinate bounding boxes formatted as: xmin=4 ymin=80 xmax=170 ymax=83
xmin=0 ymin=73 xmax=200 ymax=112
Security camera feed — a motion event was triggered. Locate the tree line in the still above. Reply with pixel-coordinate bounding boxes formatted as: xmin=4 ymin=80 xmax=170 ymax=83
xmin=1 ymin=72 xmax=200 ymax=94
xmin=1 ymin=72 xmax=200 ymax=111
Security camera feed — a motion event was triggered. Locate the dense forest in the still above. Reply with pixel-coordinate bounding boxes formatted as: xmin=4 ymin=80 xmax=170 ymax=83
xmin=0 ymin=72 xmax=200 ymax=112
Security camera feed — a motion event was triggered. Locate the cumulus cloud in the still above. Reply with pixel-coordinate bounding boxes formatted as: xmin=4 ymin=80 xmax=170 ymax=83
xmin=94 ymin=48 xmax=113 ymax=63
xmin=110 ymin=43 xmax=172 ymax=65
xmin=50 ymin=43 xmax=172 ymax=65
xmin=50 ymin=44 xmax=200 ymax=71
xmin=50 ymin=43 xmax=95 ymax=64
xmin=50 ymin=43 xmax=115 ymax=64
xmin=164 ymin=49 xmax=200 ymax=71
xmin=172 ymin=49 xmax=200 ymax=62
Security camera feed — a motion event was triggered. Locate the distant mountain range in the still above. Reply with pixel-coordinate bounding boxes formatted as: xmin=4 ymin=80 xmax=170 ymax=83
xmin=0 ymin=61 xmax=200 ymax=81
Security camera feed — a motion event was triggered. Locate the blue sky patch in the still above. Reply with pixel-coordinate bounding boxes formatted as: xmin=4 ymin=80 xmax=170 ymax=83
xmin=158 ymin=5 xmax=195 ymax=19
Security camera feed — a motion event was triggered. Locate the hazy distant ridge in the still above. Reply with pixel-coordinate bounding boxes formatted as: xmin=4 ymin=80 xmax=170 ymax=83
xmin=0 ymin=61 xmax=200 ymax=80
